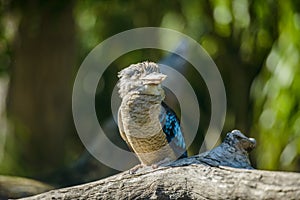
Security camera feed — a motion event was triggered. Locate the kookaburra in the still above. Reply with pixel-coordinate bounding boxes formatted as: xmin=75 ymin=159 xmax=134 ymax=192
xmin=117 ymin=61 xmax=187 ymax=171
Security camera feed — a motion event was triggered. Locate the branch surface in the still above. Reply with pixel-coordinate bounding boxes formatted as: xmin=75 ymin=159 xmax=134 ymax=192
xmin=20 ymin=164 xmax=300 ymax=200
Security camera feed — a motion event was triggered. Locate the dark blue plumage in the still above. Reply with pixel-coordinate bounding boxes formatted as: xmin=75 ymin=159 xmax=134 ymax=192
xmin=161 ymin=102 xmax=188 ymax=159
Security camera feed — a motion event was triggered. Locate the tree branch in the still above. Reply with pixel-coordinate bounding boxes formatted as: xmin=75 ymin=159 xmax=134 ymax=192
xmin=20 ymin=164 xmax=300 ymax=199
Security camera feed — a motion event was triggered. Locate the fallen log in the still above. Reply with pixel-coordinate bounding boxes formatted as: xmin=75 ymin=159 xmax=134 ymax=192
xmin=20 ymin=164 xmax=300 ymax=200
xmin=0 ymin=175 xmax=52 ymax=199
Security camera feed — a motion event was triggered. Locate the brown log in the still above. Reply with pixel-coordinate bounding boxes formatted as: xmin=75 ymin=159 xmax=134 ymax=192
xmin=19 ymin=164 xmax=300 ymax=200
xmin=0 ymin=175 xmax=53 ymax=199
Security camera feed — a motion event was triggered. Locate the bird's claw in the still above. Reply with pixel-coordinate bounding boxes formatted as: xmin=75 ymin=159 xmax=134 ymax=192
xmin=129 ymin=164 xmax=146 ymax=174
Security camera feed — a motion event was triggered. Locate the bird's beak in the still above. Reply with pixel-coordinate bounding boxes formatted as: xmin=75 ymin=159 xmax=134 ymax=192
xmin=141 ymin=73 xmax=167 ymax=84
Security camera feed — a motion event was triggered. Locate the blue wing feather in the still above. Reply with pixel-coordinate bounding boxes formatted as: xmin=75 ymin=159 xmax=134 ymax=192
xmin=161 ymin=102 xmax=187 ymax=159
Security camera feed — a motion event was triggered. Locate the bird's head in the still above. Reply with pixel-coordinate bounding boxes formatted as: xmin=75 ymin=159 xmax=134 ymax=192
xmin=224 ymin=130 xmax=256 ymax=153
xmin=118 ymin=61 xmax=167 ymax=98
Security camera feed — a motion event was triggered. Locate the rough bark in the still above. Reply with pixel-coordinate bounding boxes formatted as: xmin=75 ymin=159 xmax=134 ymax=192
xmin=20 ymin=164 xmax=300 ymax=200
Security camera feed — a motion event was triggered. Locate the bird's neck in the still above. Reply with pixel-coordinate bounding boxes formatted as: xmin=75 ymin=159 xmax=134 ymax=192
xmin=122 ymin=93 xmax=164 ymax=105
xmin=120 ymin=93 xmax=164 ymax=137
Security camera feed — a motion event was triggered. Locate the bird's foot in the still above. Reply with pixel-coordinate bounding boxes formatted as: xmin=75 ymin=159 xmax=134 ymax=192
xmin=129 ymin=164 xmax=146 ymax=174
xmin=129 ymin=158 xmax=174 ymax=174
xmin=152 ymin=157 xmax=173 ymax=168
